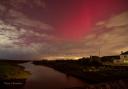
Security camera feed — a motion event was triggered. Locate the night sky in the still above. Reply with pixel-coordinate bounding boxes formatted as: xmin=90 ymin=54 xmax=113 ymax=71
xmin=0 ymin=0 xmax=128 ymax=60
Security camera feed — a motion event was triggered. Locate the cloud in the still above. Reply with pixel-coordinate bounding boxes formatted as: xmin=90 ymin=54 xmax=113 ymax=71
xmin=0 ymin=1 xmax=128 ymax=60
xmin=0 ymin=0 xmax=53 ymax=34
xmin=3 ymin=9 xmax=53 ymax=32
xmin=42 ymin=11 xmax=128 ymax=57
xmin=88 ymin=11 xmax=128 ymax=56
xmin=96 ymin=11 xmax=128 ymax=28
xmin=0 ymin=0 xmax=54 ymax=45
xmin=0 ymin=1 xmax=54 ymax=60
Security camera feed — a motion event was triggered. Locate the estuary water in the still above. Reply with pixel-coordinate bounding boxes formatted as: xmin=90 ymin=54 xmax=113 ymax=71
xmin=20 ymin=62 xmax=128 ymax=89
xmin=21 ymin=62 xmax=86 ymax=89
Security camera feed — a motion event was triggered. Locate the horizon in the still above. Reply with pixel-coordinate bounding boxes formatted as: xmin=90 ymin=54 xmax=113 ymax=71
xmin=0 ymin=50 xmax=126 ymax=60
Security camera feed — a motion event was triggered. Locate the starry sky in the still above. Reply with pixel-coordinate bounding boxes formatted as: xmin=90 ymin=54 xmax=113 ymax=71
xmin=0 ymin=0 xmax=128 ymax=60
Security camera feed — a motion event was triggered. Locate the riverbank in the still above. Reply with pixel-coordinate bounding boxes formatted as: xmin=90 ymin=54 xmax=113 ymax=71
xmin=33 ymin=60 xmax=128 ymax=84
xmin=0 ymin=61 xmax=31 ymax=89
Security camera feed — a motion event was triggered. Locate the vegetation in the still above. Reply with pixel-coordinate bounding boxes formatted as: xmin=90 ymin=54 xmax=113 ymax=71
xmin=0 ymin=62 xmax=31 ymax=80
xmin=33 ymin=58 xmax=128 ymax=83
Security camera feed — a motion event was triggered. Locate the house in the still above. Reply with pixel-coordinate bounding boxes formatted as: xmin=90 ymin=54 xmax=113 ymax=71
xmin=120 ymin=51 xmax=128 ymax=63
xmin=114 ymin=51 xmax=128 ymax=64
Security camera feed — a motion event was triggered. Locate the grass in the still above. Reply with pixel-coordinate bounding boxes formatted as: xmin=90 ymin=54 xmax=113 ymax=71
xmin=0 ymin=62 xmax=31 ymax=79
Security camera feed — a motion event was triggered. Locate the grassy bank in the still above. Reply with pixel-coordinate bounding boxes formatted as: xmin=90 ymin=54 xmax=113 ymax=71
xmin=0 ymin=61 xmax=31 ymax=80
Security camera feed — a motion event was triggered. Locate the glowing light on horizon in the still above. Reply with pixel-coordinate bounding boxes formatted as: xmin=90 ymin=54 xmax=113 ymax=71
xmin=40 ymin=56 xmax=82 ymax=60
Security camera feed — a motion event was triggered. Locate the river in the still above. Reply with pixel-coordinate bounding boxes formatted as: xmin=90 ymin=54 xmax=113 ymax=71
xmin=20 ymin=62 xmax=86 ymax=89
xmin=20 ymin=62 xmax=128 ymax=89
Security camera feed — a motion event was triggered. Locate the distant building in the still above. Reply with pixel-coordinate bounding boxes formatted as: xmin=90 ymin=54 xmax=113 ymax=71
xmin=114 ymin=51 xmax=128 ymax=64
xmin=120 ymin=51 xmax=128 ymax=63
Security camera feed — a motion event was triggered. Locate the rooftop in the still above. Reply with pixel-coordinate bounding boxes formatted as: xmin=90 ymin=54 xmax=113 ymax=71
xmin=121 ymin=51 xmax=128 ymax=55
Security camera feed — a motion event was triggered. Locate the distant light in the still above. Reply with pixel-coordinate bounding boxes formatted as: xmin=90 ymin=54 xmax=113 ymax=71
xmin=124 ymin=60 xmax=128 ymax=63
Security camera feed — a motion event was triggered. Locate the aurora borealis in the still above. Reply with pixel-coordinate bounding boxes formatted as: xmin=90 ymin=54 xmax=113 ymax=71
xmin=0 ymin=0 xmax=128 ymax=60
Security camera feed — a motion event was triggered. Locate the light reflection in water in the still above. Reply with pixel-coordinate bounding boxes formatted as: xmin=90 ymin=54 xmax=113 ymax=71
xmin=20 ymin=62 xmax=86 ymax=89
xmin=20 ymin=62 xmax=128 ymax=89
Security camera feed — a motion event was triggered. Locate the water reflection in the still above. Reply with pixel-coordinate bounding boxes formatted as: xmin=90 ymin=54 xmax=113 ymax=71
xmin=20 ymin=62 xmax=128 ymax=89
xmin=21 ymin=62 xmax=86 ymax=89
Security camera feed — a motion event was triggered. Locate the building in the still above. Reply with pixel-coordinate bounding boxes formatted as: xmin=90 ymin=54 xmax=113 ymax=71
xmin=120 ymin=51 xmax=128 ymax=63
xmin=114 ymin=51 xmax=128 ymax=64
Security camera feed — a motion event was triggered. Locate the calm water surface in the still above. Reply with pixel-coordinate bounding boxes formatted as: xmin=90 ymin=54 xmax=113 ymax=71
xmin=21 ymin=62 xmax=86 ymax=89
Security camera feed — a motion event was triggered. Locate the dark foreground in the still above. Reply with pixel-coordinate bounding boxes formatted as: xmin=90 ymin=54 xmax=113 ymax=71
xmin=1 ymin=60 xmax=128 ymax=89
xmin=0 ymin=60 xmax=31 ymax=89
xmin=33 ymin=60 xmax=128 ymax=84
xmin=0 ymin=79 xmax=26 ymax=89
